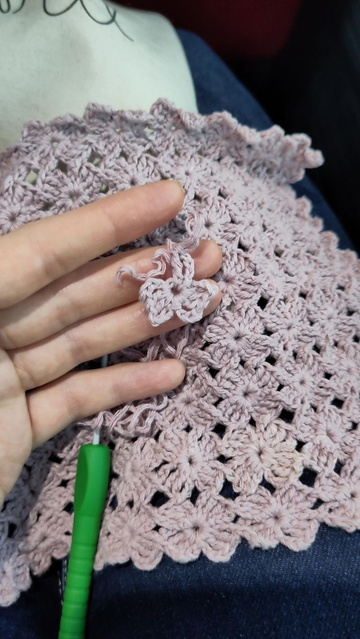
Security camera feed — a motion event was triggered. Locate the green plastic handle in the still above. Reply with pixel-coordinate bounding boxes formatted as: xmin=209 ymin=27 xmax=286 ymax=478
xmin=58 ymin=444 xmax=110 ymax=639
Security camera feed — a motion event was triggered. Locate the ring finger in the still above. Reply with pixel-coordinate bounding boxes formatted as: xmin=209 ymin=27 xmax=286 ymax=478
xmin=10 ymin=287 xmax=221 ymax=390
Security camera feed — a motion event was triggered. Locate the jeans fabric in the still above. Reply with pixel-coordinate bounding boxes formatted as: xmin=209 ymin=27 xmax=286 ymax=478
xmin=0 ymin=30 xmax=358 ymax=639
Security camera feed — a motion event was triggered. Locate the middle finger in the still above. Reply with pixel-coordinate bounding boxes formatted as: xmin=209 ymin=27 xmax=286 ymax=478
xmin=0 ymin=240 xmax=222 ymax=349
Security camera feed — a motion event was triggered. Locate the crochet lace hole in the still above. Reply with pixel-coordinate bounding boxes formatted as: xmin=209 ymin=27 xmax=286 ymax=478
xmin=109 ymin=495 xmax=118 ymax=510
xmin=277 ymin=384 xmax=284 ymax=392
xmin=153 ymin=524 xmax=161 ymax=532
xmin=311 ymin=498 xmax=324 ymax=510
xmin=346 ymin=308 xmax=355 ymax=316
xmin=150 ymin=491 xmax=170 ymax=508
xmin=353 ymin=334 xmax=359 ymax=343
xmin=49 ymin=452 xmax=62 ymax=464
xmin=56 ymin=160 xmax=68 ymax=174
xmin=299 ymin=468 xmax=318 ymax=487
xmin=331 ymin=397 xmax=344 ymax=410
xmin=220 ymin=479 xmax=239 ymax=500
xmin=249 ymin=417 xmax=256 ymax=427
xmin=100 ymin=184 xmax=109 ymax=194
xmin=295 ymin=440 xmax=305 ymax=452
xmin=146 ymin=147 xmax=158 ymax=157
xmin=259 ymin=478 xmax=275 ymax=494
xmin=213 ymin=397 xmax=222 ymax=408
xmin=334 ymin=460 xmax=344 ymax=475
xmin=201 ymin=341 xmax=211 ymax=351
xmin=25 ymin=170 xmax=38 ymax=185
xmin=217 ymin=455 xmax=229 ymax=464
xmin=237 ymin=240 xmax=248 ymax=252
xmin=279 ymin=408 xmax=294 ymax=424
xmin=257 ymin=296 xmax=268 ymax=310
xmin=265 ymin=354 xmax=276 ymax=366
xmin=63 ymin=502 xmax=74 ymax=514
xmin=274 ymin=248 xmax=283 ymax=258
xmin=350 ymin=422 xmax=358 ymax=431
xmin=127 ymin=499 xmax=134 ymax=509
xmin=60 ymin=479 xmax=69 ymax=488
xmin=8 ymin=523 xmax=17 ymax=539
xmin=209 ymin=367 xmax=219 ymax=379
xmin=337 ymin=284 xmax=345 ymax=292
xmin=263 ymin=327 xmax=273 ymax=337
xmin=299 ymin=291 xmax=307 ymax=299
xmin=213 ymin=423 xmax=226 ymax=438
xmin=324 ymin=372 xmax=332 ymax=380
xmin=190 ymin=487 xmax=200 ymax=505
xmin=312 ymin=344 xmax=321 ymax=354
xmin=87 ymin=151 xmax=102 ymax=166
xmin=108 ymin=441 xmax=116 ymax=451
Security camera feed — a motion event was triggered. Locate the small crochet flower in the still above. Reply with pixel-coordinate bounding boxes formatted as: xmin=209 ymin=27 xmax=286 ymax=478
xmin=117 ymin=240 xmax=218 ymax=327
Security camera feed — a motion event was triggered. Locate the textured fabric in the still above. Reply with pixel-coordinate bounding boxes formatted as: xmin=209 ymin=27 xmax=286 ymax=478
xmin=0 ymin=99 xmax=360 ymax=607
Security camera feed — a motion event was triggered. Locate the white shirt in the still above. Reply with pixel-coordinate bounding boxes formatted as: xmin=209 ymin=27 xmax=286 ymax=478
xmin=0 ymin=0 xmax=197 ymax=152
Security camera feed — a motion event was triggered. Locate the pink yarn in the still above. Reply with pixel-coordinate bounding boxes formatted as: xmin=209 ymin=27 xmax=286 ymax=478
xmin=0 ymin=100 xmax=359 ymax=606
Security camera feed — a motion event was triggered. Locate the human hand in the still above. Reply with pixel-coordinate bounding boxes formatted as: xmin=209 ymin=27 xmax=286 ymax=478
xmin=0 ymin=181 xmax=222 ymax=506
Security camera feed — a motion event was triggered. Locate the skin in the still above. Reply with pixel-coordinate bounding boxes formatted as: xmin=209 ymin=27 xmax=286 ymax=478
xmin=0 ymin=181 xmax=222 ymax=507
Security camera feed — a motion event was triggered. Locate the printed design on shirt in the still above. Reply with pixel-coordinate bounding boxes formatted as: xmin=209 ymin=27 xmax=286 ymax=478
xmin=0 ymin=0 xmax=133 ymax=41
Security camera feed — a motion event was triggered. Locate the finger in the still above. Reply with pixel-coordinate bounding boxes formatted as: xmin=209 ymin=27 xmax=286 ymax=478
xmin=28 ymin=360 xmax=186 ymax=448
xmin=0 ymin=241 xmax=222 ymax=349
xmin=11 ymin=287 xmax=221 ymax=390
xmin=0 ymin=181 xmax=184 ymax=309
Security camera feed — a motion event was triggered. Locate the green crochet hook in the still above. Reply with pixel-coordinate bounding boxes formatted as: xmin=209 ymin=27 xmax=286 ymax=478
xmin=58 ymin=441 xmax=110 ymax=638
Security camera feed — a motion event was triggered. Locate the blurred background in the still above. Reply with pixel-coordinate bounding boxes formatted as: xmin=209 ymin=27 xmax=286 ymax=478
xmin=118 ymin=0 xmax=360 ymax=251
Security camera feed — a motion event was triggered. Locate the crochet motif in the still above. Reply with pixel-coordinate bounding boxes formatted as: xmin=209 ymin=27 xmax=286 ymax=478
xmin=117 ymin=238 xmax=218 ymax=327
xmin=0 ymin=100 xmax=359 ymax=606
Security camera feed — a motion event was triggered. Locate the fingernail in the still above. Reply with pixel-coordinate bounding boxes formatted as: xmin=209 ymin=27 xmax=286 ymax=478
xmin=174 ymin=180 xmax=184 ymax=193
xmin=211 ymin=282 xmax=220 ymax=295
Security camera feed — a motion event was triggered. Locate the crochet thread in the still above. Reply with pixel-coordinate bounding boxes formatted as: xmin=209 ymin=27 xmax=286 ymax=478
xmin=0 ymin=100 xmax=359 ymax=606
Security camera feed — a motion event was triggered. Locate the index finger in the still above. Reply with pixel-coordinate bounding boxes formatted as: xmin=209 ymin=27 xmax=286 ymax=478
xmin=0 ymin=181 xmax=184 ymax=310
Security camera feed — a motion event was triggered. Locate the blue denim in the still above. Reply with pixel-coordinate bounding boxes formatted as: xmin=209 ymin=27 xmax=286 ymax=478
xmin=1 ymin=30 xmax=359 ymax=639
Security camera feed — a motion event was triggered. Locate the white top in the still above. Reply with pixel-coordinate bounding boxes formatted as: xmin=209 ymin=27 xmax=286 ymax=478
xmin=0 ymin=0 xmax=197 ymax=152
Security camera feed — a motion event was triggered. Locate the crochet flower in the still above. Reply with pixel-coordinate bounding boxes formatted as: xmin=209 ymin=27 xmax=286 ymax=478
xmin=117 ymin=240 xmax=217 ymax=327
xmin=235 ymin=484 xmax=319 ymax=550
xmin=156 ymin=493 xmax=237 ymax=562
xmin=221 ymin=415 xmax=308 ymax=495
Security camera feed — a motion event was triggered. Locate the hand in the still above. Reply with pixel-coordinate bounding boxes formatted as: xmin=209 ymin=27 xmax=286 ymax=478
xmin=0 ymin=181 xmax=222 ymax=507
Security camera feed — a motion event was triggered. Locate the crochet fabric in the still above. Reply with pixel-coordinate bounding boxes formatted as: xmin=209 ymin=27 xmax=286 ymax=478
xmin=0 ymin=100 xmax=360 ymax=606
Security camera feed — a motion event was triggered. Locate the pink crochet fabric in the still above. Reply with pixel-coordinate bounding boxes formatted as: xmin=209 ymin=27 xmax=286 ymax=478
xmin=0 ymin=100 xmax=360 ymax=606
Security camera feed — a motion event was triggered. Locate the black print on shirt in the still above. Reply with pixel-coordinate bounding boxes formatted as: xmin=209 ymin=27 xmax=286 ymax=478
xmin=0 ymin=0 xmax=134 ymax=41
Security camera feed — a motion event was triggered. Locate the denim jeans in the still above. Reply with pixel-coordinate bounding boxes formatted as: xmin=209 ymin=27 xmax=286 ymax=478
xmin=0 ymin=30 xmax=358 ymax=639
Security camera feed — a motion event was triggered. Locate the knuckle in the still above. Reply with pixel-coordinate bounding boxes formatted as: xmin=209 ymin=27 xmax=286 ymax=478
xmin=64 ymin=327 xmax=88 ymax=367
xmin=63 ymin=374 xmax=82 ymax=421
